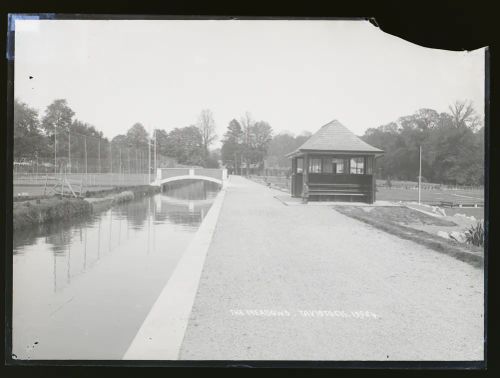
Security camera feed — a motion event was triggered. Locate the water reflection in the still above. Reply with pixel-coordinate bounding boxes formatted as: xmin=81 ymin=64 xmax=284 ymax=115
xmin=159 ymin=180 xmax=219 ymax=227
xmin=12 ymin=180 xmax=220 ymax=359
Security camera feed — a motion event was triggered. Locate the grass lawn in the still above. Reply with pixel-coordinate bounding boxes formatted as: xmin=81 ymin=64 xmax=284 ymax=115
xmin=376 ymin=187 xmax=484 ymax=205
xmin=13 ymin=184 xmax=116 ymax=197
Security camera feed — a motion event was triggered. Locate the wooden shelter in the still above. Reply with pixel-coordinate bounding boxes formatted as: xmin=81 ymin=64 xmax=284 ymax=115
xmin=286 ymin=120 xmax=383 ymax=203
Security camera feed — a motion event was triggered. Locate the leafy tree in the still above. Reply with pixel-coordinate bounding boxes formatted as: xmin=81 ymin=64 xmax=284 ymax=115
xmin=236 ymin=113 xmax=274 ymax=174
xmin=164 ymin=126 xmax=205 ymax=166
xmin=362 ymin=102 xmax=484 ymax=185
xmin=154 ymin=129 xmax=171 ymax=157
xmin=126 ymin=123 xmax=150 ymax=149
xmin=221 ymin=119 xmax=244 ymax=173
xmin=204 ymin=149 xmax=221 ymax=168
xmin=13 ymin=99 xmax=47 ymax=160
xmin=248 ymin=121 xmax=273 ymax=169
xmin=65 ymin=120 xmax=108 ymax=172
xmin=265 ymin=131 xmax=314 ymax=170
xmin=294 ymin=131 xmax=312 ymax=147
xmin=221 ymin=115 xmax=273 ymax=174
xmin=41 ymin=99 xmax=75 ymax=137
xmin=41 ymin=99 xmax=75 ymax=167
xmin=266 ymin=132 xmax=298 ymax=168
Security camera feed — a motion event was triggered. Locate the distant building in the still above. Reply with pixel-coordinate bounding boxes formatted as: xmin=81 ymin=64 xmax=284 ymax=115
xmin=286 ymin=120 xmax=383 ymax=203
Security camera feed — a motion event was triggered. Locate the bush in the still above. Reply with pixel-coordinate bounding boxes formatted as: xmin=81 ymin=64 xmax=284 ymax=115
xmin=112 ymin=191 xmax=134 ymax=204
xmin=465 ymin=221 xmax=484 ymax=247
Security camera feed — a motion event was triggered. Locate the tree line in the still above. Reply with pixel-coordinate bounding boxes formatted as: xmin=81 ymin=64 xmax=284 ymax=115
xmin=220 ymin=112 xmax=275 ymax=175
xmin=253 ymin=100 xmax=483 ymax=186
xmin=360 ymin=101 xmax=484 ymax=186
xmin=13 ymin=98 xmax=219 ymax=171
xmin=15 ymin=98 xmax=484 ymax=185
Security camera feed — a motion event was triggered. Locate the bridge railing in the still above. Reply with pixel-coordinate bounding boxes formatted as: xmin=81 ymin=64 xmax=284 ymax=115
xmin=193 ymin=168 xmax=223 ymax=181
xmin=156 ymin=167 xmax=227 ymax=184
xmin=158 ymin=168 xmax=190 ymax=180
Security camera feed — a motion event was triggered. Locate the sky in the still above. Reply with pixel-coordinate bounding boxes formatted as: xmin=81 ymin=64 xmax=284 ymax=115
xmin=14 ymin=19 xmax=486 ymax=147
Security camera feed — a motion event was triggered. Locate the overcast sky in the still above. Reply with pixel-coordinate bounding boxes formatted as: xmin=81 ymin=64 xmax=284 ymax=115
xmin=14 ymin=19 xmax=485 ymax=147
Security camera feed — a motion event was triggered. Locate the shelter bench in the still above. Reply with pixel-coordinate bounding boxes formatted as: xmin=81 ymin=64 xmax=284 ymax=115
xmin=304 ymin=182 xmax=371 ymax=203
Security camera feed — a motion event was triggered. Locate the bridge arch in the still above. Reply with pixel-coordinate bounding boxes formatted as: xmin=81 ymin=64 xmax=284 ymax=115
xmin=154 ymin=175 xmax=222 ymax=187
xmin=152 ymin=168 xmax=227 ymax=188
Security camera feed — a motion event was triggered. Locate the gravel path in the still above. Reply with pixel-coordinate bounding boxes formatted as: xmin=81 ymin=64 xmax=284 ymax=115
xmin=179 ymin=176 xmax=484 ymax=361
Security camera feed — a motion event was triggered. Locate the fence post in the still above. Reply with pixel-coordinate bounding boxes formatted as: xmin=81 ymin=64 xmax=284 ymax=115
xmin=120 ymin=148 xmax=123 ymax=184
xmin=36 ymin=154 xmax=39 ymax=185
xmin=68 ymin=130 xmax=71 ymax=174
xmin=84 ymin=136 xmax=88 ymax=186
xmin=98 ymin=138 xmax=101 ymax=175
xmin=54 ymin=126 xmax=57 ymax=174
xmin=128 ymin=148 xmax=131 ymax=175
xmin=109 ymin=142 xmax=112 ymax=174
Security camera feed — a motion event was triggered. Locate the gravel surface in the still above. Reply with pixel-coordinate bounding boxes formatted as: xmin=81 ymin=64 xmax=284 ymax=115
xmin=179 ymin=176 xmax=484 ymax=361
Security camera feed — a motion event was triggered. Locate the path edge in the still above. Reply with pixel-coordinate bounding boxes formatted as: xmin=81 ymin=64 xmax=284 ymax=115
xmin=122 ymin=186 xmax=227 ymax=360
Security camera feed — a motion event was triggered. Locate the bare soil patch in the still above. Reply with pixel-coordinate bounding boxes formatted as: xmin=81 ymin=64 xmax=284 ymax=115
xmin=335 ymin=206 xmax=483 ymax=268
xmin=359 ymin=206 xmax=457 ymax=227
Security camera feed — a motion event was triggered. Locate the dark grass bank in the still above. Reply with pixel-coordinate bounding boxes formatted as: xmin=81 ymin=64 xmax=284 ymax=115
xmin=334 ymin=206 xmax=484 ymax=269
xmin=13 ymin=185 xmax=160 ymax=231
xmin=13 ymin=197 xmax=92 ymax=231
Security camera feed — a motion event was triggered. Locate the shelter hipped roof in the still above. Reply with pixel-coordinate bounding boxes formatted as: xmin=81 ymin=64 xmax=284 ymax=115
xmin=287 ymin=120 xmax=383 ymax=157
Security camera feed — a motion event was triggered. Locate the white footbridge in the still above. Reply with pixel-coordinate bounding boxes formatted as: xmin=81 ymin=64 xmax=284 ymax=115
xmin=151 ymin=168 xmax=227 ymax=188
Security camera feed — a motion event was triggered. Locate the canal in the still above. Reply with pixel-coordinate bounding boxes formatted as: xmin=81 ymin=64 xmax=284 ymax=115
xmin=12 ymin=180 xmax=220 ymax=360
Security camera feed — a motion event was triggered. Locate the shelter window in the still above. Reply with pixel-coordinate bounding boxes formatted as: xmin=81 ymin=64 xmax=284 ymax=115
xmin=323 ymin=158 xmax=345 ymax=174
xmin=296 ymin=158 xmax=303 ymax=173
xmin=309 ymin=158 xmax=322 ymax=173
xmin=350 ymin=157 xmax=364 ymax=174
xmin=332 ymin=158 xmax=344 ymax=174
xmin=322 ymin=158 xmax=333 ymax=173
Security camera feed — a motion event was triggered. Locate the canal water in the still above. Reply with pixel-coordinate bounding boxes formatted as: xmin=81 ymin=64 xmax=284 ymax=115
xmin=12 ymin=180 xmax=220 ymax=360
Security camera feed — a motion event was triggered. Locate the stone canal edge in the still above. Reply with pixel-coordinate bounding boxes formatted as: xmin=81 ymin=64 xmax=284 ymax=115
xmin=122 ymin=186 xmax=227 ymax=360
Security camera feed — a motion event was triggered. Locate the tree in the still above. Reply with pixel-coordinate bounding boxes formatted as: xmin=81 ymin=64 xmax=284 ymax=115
xmin=228 ymin=113 xmax=274 ymax=174
xmin=239 ymin=112 xmax=254 ymax=174
xmin=449 ymin=100 xmax=481 ymax=129
xmin=294 ymin=131 xmax=312 ymax=147
xmin=205 ymin=149 xmax=221 ymax=168
xmin=41 ymin=99 xmax=75 ymax=137
xmin=41 ymin=99 xmax=75 ymax=168
xmin=249 ymin=121 xmax=273 ymax=169
xmin=154 ymin=129 xmax=171 ymax=156
xmin=164 ymin=126 xmax=205 ymax=166
xmin=414 ymin=108 xmax=440 ymax=130
xmin=266 ymin=132 xmax=297 ymax=168
xmin=13 ymin=99 xmax=47 ymax=160
xmin=361 ymin=102 xmax=484 ymax=185
xmin=197 ymin=109 xmax=217 ymax=155
xmin=225 ymin=118 xmax=244 ymax=143
xmin=67 ymin=120 xmax=105 ymax=172
xmin=126 ymin=123 xmax=150 ymax=149
xmin=221 ymin=119 xmax=244 ymax=173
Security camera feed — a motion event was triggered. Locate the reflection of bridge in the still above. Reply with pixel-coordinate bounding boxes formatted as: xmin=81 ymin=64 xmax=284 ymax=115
xmin=159 ymin=195 xmax=214 ymax=207
xmin=151 ymin=168 xmax=227 ymax=187
xmin=155 ymin=195 xmax=212 ymax=216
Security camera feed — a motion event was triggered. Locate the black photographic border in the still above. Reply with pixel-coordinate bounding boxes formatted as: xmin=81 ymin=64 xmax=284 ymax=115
xmin=1 ymin=0 xmax=495 ymax=373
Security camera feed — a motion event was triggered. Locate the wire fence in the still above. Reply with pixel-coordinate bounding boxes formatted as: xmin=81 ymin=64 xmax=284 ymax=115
xmin=13 ymin=130 xmax=176 ymax=194
xmin=375 ymin=179 xmax=484 ymax=192
xmin=246 ymin=173 xmax=483 ymax=194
